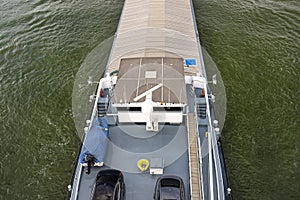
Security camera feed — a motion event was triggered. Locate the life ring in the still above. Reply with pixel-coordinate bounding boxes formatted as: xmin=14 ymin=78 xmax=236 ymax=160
xmin=137 ymin=159 xmax=149 ymax=172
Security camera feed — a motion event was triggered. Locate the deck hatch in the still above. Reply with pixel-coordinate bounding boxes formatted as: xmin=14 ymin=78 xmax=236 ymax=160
xmin=184 ymin=58 xmax=197 ymax=66
xmin=113 ymin=57 xmax=187 ymax=104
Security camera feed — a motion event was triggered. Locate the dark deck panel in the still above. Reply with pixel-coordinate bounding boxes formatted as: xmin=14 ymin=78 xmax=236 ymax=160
xmin=113 ymin=57 xmax=187 ymax=104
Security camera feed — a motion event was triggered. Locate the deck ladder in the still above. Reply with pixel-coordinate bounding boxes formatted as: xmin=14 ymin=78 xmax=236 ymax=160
xmin=187 ymin=113 xmax=203 ymax=200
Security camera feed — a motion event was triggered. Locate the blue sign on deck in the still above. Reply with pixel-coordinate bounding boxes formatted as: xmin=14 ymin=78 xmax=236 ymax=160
xmin=184 ymin=58 xmax=197 ymax=66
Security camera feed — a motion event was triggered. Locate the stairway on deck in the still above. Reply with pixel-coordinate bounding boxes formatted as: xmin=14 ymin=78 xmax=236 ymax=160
xmin=97 ymin=98 xmax=108 ymax=117
xmin=196 ymin=103 xmax=207 ymax=119
xmin=188 ymin=113 xmax=202 ymax=200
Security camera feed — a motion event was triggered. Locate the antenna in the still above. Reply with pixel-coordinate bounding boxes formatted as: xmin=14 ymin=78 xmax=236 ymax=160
xmin=207 ymin=74 xmax=217 ymax=85
xmin=212 ymin=74 xmax=217 ymax=85
xmin=87 ymin=76 xmax=99 ymax=85
xmin=87 ymin=76 xmax=93 ymax=85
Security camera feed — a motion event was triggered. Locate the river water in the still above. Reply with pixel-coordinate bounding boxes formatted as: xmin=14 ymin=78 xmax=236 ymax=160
xmin=0 ymin=0 xmax=299 ymax=199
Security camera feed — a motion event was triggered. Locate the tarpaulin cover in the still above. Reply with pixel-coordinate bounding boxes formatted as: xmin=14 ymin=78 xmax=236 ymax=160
xmin=106 ymin=0 xmax=203 ymax=77
xmin=79 ymin=117 xmax=109 ymax=164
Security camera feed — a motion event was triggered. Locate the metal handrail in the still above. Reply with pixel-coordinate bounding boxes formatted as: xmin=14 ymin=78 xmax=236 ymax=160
xmin=70 ymin=163 xmax=82 ymax=200
xmin=203 ymin=82 xmax=225 ymax=200
xmin=211 ymin=126 xmax=225 ymax=200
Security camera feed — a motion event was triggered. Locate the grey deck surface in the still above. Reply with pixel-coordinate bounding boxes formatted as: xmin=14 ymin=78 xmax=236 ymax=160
xmin=123 ymin=152 xmax=190 ymax=200
xmin=77 ymin=123 xmax=191 ymax=200
xmin=76 ymin=84 xmax=203 ymax=200
xmin=104 ymin=123 xmax=188 ymax=172
xmin=77 ymin=153 xmax=190 ymax=200
xmin=108 ymin=124 xmax=183 ymax=153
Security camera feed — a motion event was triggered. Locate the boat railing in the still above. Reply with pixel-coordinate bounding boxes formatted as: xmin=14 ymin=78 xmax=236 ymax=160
xmin=190 ymin=0 xmax=226 ymax=195
xmin=70 ymin=76 xmax=107 ymax=200
xmin=70 ymin=163 xmax=82 ymax=200
xmin=203 ymin=82 xmax=225 ymax=200
xmin=211 ymin=122 xmax=225 ymax=200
